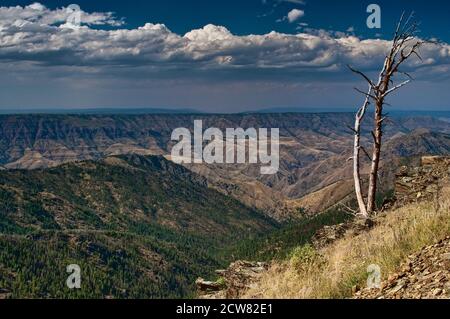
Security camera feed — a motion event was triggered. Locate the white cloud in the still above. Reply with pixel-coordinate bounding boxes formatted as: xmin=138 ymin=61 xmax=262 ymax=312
xmin=0 ymin=3 xmax=448 ymax=84
xmin=0 ymin=2 xmax=123 ymax=28
xmin=287 ymin=9 xmax=305 ymax=23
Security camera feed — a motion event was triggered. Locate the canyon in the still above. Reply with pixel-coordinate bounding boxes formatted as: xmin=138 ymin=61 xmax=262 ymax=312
xmin=1 ymin=113 xmax=449 ymax=220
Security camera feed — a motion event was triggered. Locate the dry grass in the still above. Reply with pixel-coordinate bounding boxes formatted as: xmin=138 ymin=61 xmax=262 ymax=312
xmin=288 ymin=179 xmax=354 ymax=215
xmin=244 ymin=185 xmax=450 ymax=299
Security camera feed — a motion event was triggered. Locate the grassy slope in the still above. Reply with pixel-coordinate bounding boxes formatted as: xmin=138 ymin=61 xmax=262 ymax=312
xmin=244 ymin=186 xmax=450 ymax=299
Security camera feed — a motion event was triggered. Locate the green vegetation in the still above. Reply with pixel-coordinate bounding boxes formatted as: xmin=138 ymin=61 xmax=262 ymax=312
xmin=0 ymin=154 xmax=355 ymax=299
xmin=228 ymin=209 xmax=351 ymax=261
xmin=288 ymin=244 xmax=321 ymax=270
xmin=0 ymin=155 xmax=277 ymax=299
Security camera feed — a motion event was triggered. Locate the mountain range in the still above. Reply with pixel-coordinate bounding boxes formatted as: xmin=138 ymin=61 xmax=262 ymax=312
xmin=1 ymin=112 xmax=450 ymax=298
xmin=1 ymin=113 xmax=449 ymax=218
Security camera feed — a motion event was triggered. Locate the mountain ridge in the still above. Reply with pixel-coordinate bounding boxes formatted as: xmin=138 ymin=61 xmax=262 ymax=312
xmin=1 ymin=113 xmax=450 ymax=219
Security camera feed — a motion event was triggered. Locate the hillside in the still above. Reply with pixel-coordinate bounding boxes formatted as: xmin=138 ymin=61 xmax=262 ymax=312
xmin=0 ymin=154 xmax=277 ymax=298
xmin=236 ymin=157 xmax=450 ymax=299
xmin=355 ymin=236 xmax=450 ymax=299
xmin=286 ymin=129 xmax=450 ymax=215
xmin=0 ymin=118 xmax=449 ymax=298
xmin=1 ymin=114 xmax=450 ymax=219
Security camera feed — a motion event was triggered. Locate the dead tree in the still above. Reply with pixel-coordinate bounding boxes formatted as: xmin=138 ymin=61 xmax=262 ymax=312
xmin=350 ymin=13 xmax=430 ymax=217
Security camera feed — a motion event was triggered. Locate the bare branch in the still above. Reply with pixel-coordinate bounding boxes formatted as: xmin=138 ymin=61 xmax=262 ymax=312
xmin=399 ymin=71 xmax=414 ymax=80
xmin=339 ymin=202 xmax=359 ymax=216
xmin=360 ymin=146 xmax=372 ymax=162
xmin=393 ymin=11 xmax=406 ymax=41
xmin=411 ymin=49 xmax=423 ymax=61
xmin=346 ymin=125 xmax=358 ymax=134
xmin=348 ymin=65 xmax=376 ymax=89
xmin=391 ymin=40 xmax=425 ymax=75
xmin=354 ymin=87 xmax=378 ymax=101
xmin=382 ymin=80 xmax=411 ymax=97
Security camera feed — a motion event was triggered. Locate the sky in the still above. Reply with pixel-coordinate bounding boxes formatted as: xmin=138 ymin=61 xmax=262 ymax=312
xmin=0 ymin=0 xmax=449 ymax=112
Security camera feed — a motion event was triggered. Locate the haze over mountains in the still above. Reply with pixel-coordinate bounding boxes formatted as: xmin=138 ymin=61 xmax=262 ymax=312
xmin=2 ymin=108 xmax=450 ymax=118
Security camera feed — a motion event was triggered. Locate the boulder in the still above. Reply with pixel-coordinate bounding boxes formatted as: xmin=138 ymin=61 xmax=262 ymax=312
xmin=196 ymin=261 xmax=269 ymax=299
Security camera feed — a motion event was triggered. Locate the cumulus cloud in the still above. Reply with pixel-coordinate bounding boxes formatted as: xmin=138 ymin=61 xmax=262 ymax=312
xmin=0 ymin=2 xmax=448 ymax=83
xmin=0 ymin=2 xmax=123 ymax=28
xmin=287 ymin=9 xmax=305 ymax=23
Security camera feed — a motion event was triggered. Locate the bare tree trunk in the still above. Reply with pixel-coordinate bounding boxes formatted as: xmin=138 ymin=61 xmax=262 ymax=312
xmin=353 ymin=89 xmax=371 ymax=218
xmin=367 ymin=62 xmax=392 ymax=213
xmin=348 ymin=13 xmax=429 ymax=217
xmin=367 ymin=101 xmax=383 ymax=213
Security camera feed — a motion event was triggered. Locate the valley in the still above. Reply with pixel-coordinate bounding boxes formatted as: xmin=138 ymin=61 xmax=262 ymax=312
xmin=0 ymin=154 xmax=276 ymax=298
xmin=0 ymin=113 xmax=450 ymax=299
xmin=1 ymin=113 xmax=450 ymax=219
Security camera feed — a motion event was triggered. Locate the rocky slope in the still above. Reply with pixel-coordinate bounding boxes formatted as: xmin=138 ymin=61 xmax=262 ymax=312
xmin=353 ymin=156 xmax=450 ymax=299
xmin=395 ymin=156 xmax=450 ymax=205
xmin=196 ymin=218 xmax=373 ymax=299
xmin=355 ymin=236 xmax=450 ymax=299
xmin=197 ymin=156 xmax=450 ymax=300
xmin=196 ymin=261 xmax=269 ymax=299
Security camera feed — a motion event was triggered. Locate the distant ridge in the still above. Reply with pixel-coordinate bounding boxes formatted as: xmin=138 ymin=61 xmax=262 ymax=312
xmin=0 ymin=107 xmax=449 ymax=117
xmin=0 ymin=107 xmax=203 ymax=115
xmin=253 ymin=108 xmax=450 ymax=118
xmin=252 ymin=107 xmax=354 ymax=114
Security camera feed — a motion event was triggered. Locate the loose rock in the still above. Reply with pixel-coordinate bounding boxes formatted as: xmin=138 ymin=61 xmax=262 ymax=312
xmin=355 ymin=236 xmax=450 ymax=299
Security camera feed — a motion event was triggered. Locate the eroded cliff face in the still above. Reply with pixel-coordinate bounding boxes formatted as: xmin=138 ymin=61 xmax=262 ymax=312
xmin=1 ymin=114 xmax=449 ymax=220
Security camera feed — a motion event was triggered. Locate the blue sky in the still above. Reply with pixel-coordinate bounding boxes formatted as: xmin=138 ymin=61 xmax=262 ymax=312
xmin=3 ymin=0 xmax=449 ymax=40
xmin=0 ymin=0 xmax=449 ymax=112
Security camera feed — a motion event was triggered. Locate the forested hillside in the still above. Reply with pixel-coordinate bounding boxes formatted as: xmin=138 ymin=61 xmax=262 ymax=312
xmin=0 ymin=154 xmax=277 ymax=298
